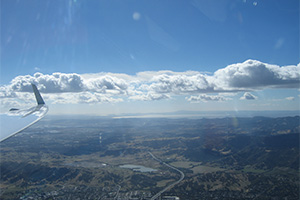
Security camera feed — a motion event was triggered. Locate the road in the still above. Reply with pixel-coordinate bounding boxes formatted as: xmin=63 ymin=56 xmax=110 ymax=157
xmin=148 ymin=151 xmax=184 ymax=200
xmin=114 ymin=185 xmax=121 ymax=200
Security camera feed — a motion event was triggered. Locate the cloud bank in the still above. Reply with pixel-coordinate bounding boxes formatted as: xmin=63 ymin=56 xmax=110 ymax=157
xmin=1 ymin=60 xmax=299 ymax=106
xmin=186 ymin=94 xmax=230 ymax=103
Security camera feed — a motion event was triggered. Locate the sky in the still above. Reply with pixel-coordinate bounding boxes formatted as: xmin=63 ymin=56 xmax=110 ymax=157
xmin=0 ymin=0 xmax=299 ymax=116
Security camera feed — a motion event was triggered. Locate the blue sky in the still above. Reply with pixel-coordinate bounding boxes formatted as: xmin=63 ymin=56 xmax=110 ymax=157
xmin=1 ymin=0 xmax=299 ymax=116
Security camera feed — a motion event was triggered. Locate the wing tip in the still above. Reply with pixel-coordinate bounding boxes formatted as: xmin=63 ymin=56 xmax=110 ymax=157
xmin=31 ymin=84 xmax=45 ymax=105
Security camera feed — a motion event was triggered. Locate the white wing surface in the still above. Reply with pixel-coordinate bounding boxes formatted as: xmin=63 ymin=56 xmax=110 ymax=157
xmin=0 ymin=84 xmax=48 ymax=142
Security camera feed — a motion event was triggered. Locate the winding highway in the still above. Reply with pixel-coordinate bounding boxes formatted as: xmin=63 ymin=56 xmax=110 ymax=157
xmin=148 ymin=151 xmax=184 ymax=200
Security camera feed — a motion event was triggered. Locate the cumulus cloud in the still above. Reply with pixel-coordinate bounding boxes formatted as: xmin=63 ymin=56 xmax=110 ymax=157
xmin=9 ymin=72 xmax=130 ymax=94
xmin=86 ymin=75 xmax=128 ymax=94
xmin=139 ymin=60 xmax=300 ymax=96
xmin=130 ymin=92 xmax=170 ymax=101
xmin=0 ymin=72 xmax=129 ymax=106
xmin=10 ymin=72 xmax=85 ymax=93
xmin=0 ymin=59 xmax=299 ymax=107
xmin=213 ymin=60 xmax=300 ymax=90
xmin=0 ymin=86 xmax=17 ymax=98
xmin=240 ymin=92 xmax=257 ymax=100
xmin=148 ymin=73 xmax=213 ymax=94
xmin=186 ymin=94 xmax=229 ymax=103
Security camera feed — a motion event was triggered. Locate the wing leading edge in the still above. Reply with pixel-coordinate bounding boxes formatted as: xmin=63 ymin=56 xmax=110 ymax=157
xmin=0 ymin=84 xmax=48 ymax=142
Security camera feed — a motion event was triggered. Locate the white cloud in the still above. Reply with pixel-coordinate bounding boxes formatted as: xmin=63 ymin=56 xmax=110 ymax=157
xmin=240 ymin=92 xmax=257 ymax=100
xmin=0 ymin=60 xmax=299 ymax=107
xmin=130 ymin=92 xmax=170 ymax=101
xmin=140 ymin=60 xmax=300 ymax=96
xmin=186 ymin=94 xmax=230 ymax=103
xmin=10 ymin=72 xmax=85 ymax=93
xmin=0 ymin=98 xmax=23 ymax=109
xmin=148 ymin=73 xmax=214 ymax=94
xmin=285 ymin=97 xmax=295 ymax=101
xmin=48 ymin=92 xmax=123 ymax=104
xmin=0 ymin=86 xmax=17 ymax=98
xmin=86 ymin=75 xmax=128 ymax=94
xmin=0 ymin=72 xmax=129 ymax=106
xmin=8 ymin=72 xmax=130 ymax=94
xmin=213 ymin=60 xmax=300 ymax=90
